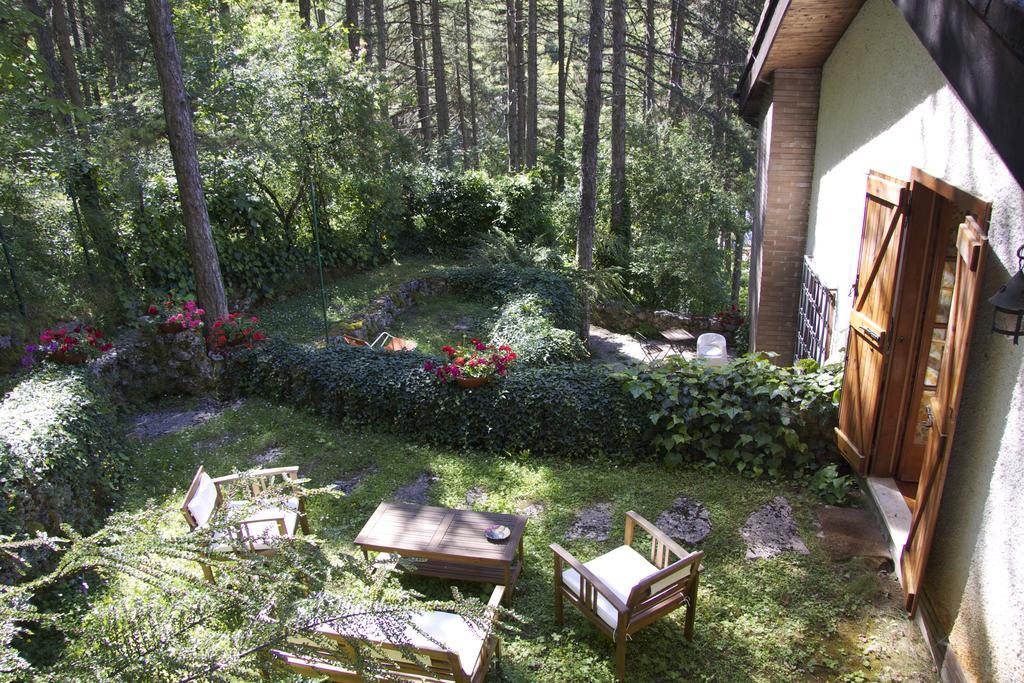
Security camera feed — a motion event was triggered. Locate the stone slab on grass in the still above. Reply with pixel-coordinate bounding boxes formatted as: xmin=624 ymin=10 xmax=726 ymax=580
xmin=816 ymin=505 xmax=891 ymax=564
xmin=742 ymin=496 xmax=809 ymax=560
xmin=393 ymin=472 xmax=440 ymax=505
xmin=564 ymin=502 xmax=613 ymax=542
xmin=516 ymin=501 xmax=545 ymax=519
xmin=250 ymin=446 xmax=284 ymax=466
xmin=655 ymin=496 xmax=713 ymax=545
xmin=332 ymin=465 xmax=379 ymax=494
xmin=464 ymin=486 xmax=488 ymax=507
xmin=129 ymin=399 xmax=243 ymax=440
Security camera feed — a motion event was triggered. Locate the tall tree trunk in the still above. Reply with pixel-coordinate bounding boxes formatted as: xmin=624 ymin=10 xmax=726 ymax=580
xmin=144 ymin=0 xmax=228 ymax=323
xmin=576 ymin=0 xmax=605 ymax=341
xmin=428 ymin=0 xmax=450 ymax=164
xmin=50 ymin=0 xmax=84 ymax=113
xmin=346 ymin=0 xmax=360 ymax=57
xmin=316 ymin=7 xmax=326 ymax=28
xmin=454 ymin=59 xmax=470 ymax=166
xmin=643 ymin=0 xmax=655 ymax=115
xmin=0 ymin=219 xmax=28 ymax=319
xmin=505 ymin=0 xmax=520 ymax=171
xmin=408 ymin=0 xmax=433 ymax=145
xmin=609 ymin=0 xmax=628 ymax=263
xmin=669 ymin=0 xmax=685 ymax=117
xmin=93 ymin=0 xmax=131 ymax=93
xmin=299 ymin=0 xmax=311 ymax=29
xmin=463 ymin=0 xmax=478 ymax=164
xmin=76 ymin=0 xmax=100 ymax=104
xmin=554 ymin=0 xmax=566 ymax=190
xmin=514 ymin=0 xmax=526 ymax=167
xmin=69 ymin=167 xmax=132 ymax=289
xmin=731 ymin=232 xmax=743 ymax=305
xmin=362 ymin=0 xmax=372 ymax=62
xmin=22 ymin=0 xmax=69 ymax=131
xmin=374 ymin=0 xmax=386 ymax=71
xmin=63 ymin=0 xmax=91 ymax=106
xmin=710 ymin=0 xmax=734 ymax=151
xmin=524 ymin=0 xmax=537 ymax=168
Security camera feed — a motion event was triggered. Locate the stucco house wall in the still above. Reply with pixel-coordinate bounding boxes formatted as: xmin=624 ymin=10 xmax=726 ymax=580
xmin=805 ymin=0 xmax=1024 ymax=679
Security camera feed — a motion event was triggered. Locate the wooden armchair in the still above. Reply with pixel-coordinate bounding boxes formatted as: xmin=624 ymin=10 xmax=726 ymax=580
xmin=181 ymin=465 xmax=310 ymax=580
xmin=550 ymin=511 xmax=703 ymax=681
xmin=271 ymin=585 xmax=505 ymax=682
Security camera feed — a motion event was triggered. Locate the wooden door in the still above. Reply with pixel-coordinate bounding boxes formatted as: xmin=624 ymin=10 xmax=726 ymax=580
xmin=901 ymin=216 xmax=988 ymax=614
xmin=835 ymin=172 xmax=910 ymax=473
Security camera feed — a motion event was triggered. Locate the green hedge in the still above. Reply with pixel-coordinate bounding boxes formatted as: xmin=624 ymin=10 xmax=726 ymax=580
xmin=224 ymin=341 xmax=647 ymax=458
xmin=0 ymin=368 xmax=127 ymax=541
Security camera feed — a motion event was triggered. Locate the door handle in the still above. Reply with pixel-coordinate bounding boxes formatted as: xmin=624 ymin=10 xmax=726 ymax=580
xmin=859 ymin=326 xmax=882 ymax=344
xmin=921 ymin=405 xmax=934 ymax=429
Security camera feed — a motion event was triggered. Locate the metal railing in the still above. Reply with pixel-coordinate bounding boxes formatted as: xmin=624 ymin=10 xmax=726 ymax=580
xmin=795 ymin=255 xmax=837 ymax=364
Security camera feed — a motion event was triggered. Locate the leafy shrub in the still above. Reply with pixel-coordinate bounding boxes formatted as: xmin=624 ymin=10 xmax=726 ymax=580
xmin=224 ymin=341 xmax=646 ymax=459
xmin=489 ymin=295 xmax=588 ymax=367
xmin=0 ymin=367 xmax=127 ymax=543
xmin=398 ymin=168 xmax=499 ymax=255
xmin=441 ymin=265 xmax=587 ymax=366
xmin=490 ymin=172 xmax=555 ymax=245
xmin=613 ymin=354 xmax=850 ymax=500
xmin=444 ymin=265 xmax=581 ymax=332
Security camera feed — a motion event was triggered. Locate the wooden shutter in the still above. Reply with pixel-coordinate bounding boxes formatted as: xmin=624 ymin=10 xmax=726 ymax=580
xmin=901 ymin=216 xmax=988 ymax=614
xmin=835 ymin=172 xmax=910 ymax=473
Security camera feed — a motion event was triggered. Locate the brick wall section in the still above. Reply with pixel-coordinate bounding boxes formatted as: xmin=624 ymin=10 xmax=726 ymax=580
xmin=752 ymin=68 xmax=821 ymax=365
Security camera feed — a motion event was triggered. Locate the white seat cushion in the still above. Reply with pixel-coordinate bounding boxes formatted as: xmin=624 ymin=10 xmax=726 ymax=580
xmin=186 ymin=473 xmax=217 ymax=528
xmin=562 ymin=545 xmax=661 ymax=629
xmin=322 ymin=610 xmax=487 ymax=678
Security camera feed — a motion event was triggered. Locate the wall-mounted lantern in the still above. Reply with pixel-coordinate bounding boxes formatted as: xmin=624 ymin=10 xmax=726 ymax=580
xmin=990 ymin=245 xmax=1024 ymax=345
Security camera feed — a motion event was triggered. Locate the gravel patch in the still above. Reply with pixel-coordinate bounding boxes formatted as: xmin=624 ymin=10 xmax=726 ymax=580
xmin=250 ymin=446 xmax=284 ymax=466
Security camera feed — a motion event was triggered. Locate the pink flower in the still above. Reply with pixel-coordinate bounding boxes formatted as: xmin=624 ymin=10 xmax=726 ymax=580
xmin=250 ymin=316 xmax=259 ymax=323
xmin=423 ymin=361 xmax=434 ymax=371
xmin=196 ymin=308 xmax=205 ymax=316
xmin=475 ymin=342 xmax=486 ymax=351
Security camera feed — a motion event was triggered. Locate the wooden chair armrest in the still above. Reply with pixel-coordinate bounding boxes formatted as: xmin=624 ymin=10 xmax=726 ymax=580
xmin=239 ymin=515 xmax=289 ymax=537
xmin=212 ymin=466 xmax=300 ymax=484
xmin=625 ymin=510 xmax=691 ymax=559
xmin=487 ymin=585 xmax=506 ymax=611
xmin=550 ymin=543 xmax=628 ymax=613
xmin=632 ymin=550 xmax=704 ymax=597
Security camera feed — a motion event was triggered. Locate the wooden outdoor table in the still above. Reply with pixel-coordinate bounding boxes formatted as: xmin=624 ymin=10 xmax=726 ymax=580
xmin=660 ymin=327 xmax=695 ymax=345
xmin=354 ymin=502 xmax=527 ymax=603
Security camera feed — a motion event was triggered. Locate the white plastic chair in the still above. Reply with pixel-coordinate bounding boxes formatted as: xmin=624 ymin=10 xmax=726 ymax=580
xmin=697 ymin=333 xmax=727 ymax=366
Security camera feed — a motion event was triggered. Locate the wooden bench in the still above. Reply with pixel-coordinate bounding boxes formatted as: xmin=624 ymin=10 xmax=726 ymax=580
xmin=271 ymin=585 xmax=505 ymax=682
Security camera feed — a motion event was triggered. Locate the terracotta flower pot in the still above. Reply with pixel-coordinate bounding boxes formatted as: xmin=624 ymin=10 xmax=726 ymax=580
xmin=455 ymin=375 xmax=491 ymax=389
xmin=50 ymin=350 xmax=86 ymax=365
xmin=157 ymin=321 xmax=186 ymax=334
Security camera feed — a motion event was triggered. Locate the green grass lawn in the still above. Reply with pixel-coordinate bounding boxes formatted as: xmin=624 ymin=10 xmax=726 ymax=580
xmin=122 ymin=398 xmax=935 ymax=682
xmin=254 ymin=256 xmax=459 ymax=346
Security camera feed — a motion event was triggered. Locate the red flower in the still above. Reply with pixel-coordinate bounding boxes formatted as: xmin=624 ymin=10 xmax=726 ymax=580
xmin=243 ymin=327 xmax=253 ymax=336
xmin=455 ymin=357 xmax=466 ymax=366
xmin=213 ymin=320 xmax=223 ymax=329
xmin=148 ymin=305 xmax=158 ymax=315
xmin=217 ymin=335 xmax=227 ymax=345
xmin=94 ymin=331 xmax=103 ymax=339
xmin=507 ymin=352 xmax=517 ymax=360
xmin=498 ymin=345 xmax=511 ymax=352
xmin=100 ymin=343 xmax=112 ymax=352
xmin=441 ymin=345 xmax=455 ymax=356
xmin=252 ymin=332 xmax=266 ymax=341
